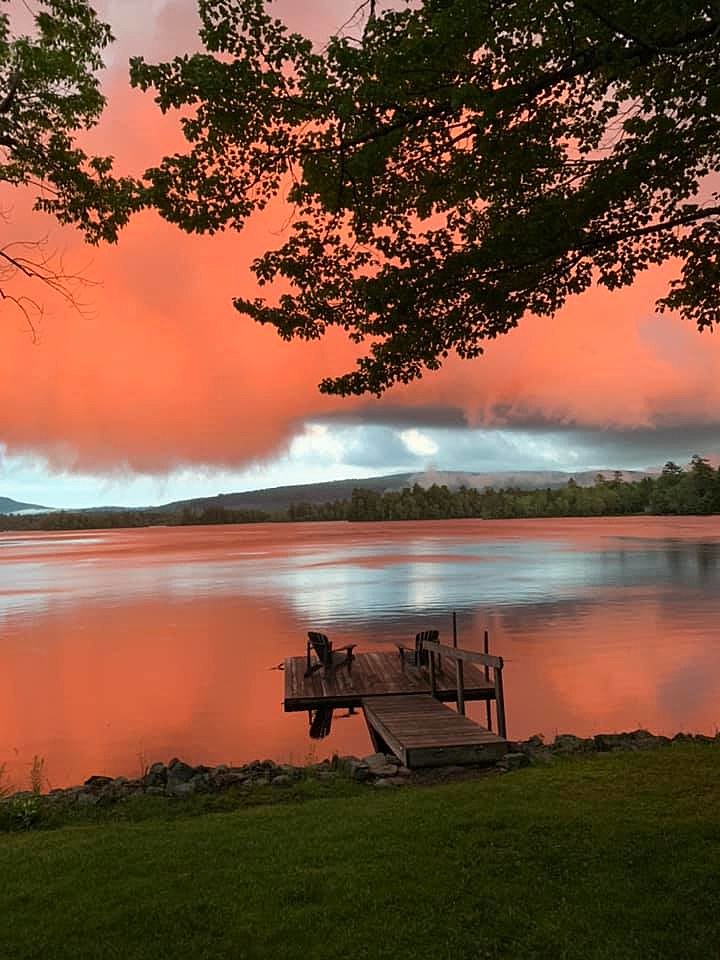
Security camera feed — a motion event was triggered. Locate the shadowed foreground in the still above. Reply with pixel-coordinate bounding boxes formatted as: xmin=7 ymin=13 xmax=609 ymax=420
xmin=2 ymin=746 xmax=719 ymax=960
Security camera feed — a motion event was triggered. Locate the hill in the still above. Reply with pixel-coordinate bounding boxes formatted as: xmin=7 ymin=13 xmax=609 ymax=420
xmin=157 ymin=468 xmax=655 ymax=514
xmin=0 ymin=496 xmax=49 ymax=515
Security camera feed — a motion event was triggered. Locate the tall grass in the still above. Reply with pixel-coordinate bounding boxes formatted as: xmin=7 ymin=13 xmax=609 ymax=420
xmin=0 ymin=762 xmax=11 ymax=799
xmin=29 ymin=756 xmax=46 ymax=795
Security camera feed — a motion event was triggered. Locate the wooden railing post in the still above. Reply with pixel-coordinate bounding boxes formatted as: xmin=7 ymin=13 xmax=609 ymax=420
xmin=484 ymin=629 xmax=492 ymax=731
xmin=455 ymin=659 xmax=465 ymax=715
xmin=494 ymin=659 xmax=507 ymax=739
xmin=428 ymin=649 xmax=437 ymax=697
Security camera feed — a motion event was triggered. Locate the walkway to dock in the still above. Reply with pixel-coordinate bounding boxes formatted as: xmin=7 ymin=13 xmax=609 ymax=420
xmin=363 ymin=694 xmax=507 ymax=768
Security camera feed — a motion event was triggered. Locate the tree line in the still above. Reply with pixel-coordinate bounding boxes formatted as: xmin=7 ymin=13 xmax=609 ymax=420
xmin=1 ymin=458 xmax=719 ymax=531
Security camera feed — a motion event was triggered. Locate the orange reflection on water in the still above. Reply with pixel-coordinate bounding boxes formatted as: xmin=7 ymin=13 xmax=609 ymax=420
xmin=1 ymin=519 xmax=719 ymax=788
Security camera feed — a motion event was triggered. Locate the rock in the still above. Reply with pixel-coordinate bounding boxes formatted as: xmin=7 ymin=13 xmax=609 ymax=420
xmin=552 ymin=734 xmax=594 ymax=754
xmin=271 ymin=775 xmax=293 ymax=787
xmin=594 ymin=733 xmax=629 ymax=752
xmin=189 ymin=773 xmax=210 ymax=793
xmin=346 ymin=759 xmax=371 ymax=782
xmin=248 ymin=775 xmax=271 ymax=787
xmin=631 ymin=730 xmax=670 ymax=749
xmin=166 ymin=759 xmax=196 ymax=790
xmin=395 ymin=766 xmax=413 ymax=777
xmin=594 ymin=731 xmax=668 ymax=752
xmin=76 ymin=791 xmax=100 ymax=806
xmin=143 ymin=763 xmax=167 ymax=788
xmin=168 ymin=781 xmax=197 ymax=798
xmin=373 ymin=778 xmax=398 ymax=788
xmin=364 ymin=753 xmax=400 ymax=778
xmin=145 ymin=786 xmax=166 ymax=797
xmin=84 ymin=775 xmax=113 ymax=791
xmin=497 ymin=752 xmax=531 ymax=771
xmin=517 ymin=735 xmax=554 ymax=763
xmin=672 ymin=732 xmax=694 ymax=743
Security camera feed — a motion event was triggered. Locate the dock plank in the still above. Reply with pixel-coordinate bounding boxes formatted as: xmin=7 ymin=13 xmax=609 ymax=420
xmin=362 ymin=694 xmax=508 ymax=768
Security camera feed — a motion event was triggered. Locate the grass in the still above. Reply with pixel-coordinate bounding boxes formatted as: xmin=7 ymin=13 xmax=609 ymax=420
xmin=2 ymin=745 xmax=720 ymax=960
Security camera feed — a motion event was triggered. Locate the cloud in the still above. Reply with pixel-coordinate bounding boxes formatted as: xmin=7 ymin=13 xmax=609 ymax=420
xmin=0 ymin=0 xmax=719 ymax=483
xmin=399 ymin=429 xmax=439 ymax=458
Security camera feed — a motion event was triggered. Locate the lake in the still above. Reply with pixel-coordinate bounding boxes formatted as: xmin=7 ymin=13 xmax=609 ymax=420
xmin=2 ymin=516 xmax=719 ymax=788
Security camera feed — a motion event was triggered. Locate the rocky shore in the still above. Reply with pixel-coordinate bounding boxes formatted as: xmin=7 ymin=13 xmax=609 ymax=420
xmin=3 ymin=729 xmax=718 ymax=809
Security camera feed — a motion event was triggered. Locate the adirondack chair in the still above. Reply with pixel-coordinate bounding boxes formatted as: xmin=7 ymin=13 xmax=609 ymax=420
xmin=397 ymin=629 xmax=439 ymax=668
xmin=305 ymin=631 xmax=357 ymax=677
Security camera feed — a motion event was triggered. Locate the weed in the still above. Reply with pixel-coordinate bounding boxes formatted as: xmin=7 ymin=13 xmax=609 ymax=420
xmin=29 ymin=756 xmax=47 ymax=795
xmin=0 ymin=763 xmax=12 ymax=799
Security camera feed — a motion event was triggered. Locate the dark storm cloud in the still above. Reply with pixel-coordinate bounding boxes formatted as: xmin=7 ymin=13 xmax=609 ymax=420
xmin=318 ymin=403 xmax=469 ymax=429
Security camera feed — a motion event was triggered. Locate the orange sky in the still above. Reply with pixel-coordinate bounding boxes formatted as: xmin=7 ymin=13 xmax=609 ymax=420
xmin=1 ymin=0 xmax=719 ymax=482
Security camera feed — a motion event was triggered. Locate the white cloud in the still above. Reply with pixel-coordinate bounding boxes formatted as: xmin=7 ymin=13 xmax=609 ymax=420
xmin=288 ymin=424 xmax=346 ymax=463
xmin=399 ymin=429 xmax=439 ymax=458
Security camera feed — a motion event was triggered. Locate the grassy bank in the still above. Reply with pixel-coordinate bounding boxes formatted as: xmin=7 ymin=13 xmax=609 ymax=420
xmin=2 ymin=744 xmax=719 ymax=960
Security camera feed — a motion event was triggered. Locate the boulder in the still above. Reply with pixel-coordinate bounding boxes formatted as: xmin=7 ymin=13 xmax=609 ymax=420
xmin=516 ymin=736 xmax=553 ymax=763
xmin=168 ymin=781 xmax=197 ymax=798
xmin=594 ymin=731 xmax=668 ymax=752
xmin=83 ymin=775 xmax=113 ymax=791
xmin=188 ymin=773 xmax=210 ymax=793
xmin=166 ymin=759 xmax=196 ymax=790
xmin=363 ymin=753 xmax=400 ymax=778
xmin=346 ymin=759 xmax=371 ymax=782
xmin=497 ymin=752 xmax=531 ymax=772
xmin=143 ymin=763 xmax=167 ymax=788
xmin=271 ymin=775 xmax=293 ymax=787
xmin=552 ymin=734 xmax=594 ymax=754
xmin=76 ymin=791 xmax=100 ymax=806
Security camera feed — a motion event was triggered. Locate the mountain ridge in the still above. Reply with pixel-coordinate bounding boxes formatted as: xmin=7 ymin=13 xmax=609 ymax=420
xmin=155 ymin=468 xmax=656 ymax=514
xmin=0 ymin=496 xmax=50 ymax=515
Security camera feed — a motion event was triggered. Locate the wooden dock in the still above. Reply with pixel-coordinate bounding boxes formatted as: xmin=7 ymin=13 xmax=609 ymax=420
xmin=284 ymin=637 xmax=510 ymax=769
xmin=363 ymin=695 xmax=507 ymax=768
xmin=284 ymin=651 xmax=494 ymax=712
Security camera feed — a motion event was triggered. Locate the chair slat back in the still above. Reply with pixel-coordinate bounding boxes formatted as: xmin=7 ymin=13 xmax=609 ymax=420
xmin=414 ymin=629 xmax=439 ymax=666
xmin=308 ymin=631 xmax=332 ymax=666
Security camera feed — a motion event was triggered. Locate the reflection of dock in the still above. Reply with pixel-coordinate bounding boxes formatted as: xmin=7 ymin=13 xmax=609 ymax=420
xmin=284 ymin=640 xmax=508 ymax=768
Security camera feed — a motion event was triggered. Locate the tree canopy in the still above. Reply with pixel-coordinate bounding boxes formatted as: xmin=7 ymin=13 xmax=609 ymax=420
xmin=131 ymin=0 xmax=720 ymax=395
xmin=0 ymin=0 xmax=141 ymax=319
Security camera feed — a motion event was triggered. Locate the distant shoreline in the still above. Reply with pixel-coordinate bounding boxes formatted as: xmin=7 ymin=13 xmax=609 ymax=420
xmin=2 ymin=459 xmax=720 ymax=530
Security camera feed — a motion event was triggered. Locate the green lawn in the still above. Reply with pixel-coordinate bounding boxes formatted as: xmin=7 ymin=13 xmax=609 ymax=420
xmin=2 ymin=745 xmax=719 ymax=960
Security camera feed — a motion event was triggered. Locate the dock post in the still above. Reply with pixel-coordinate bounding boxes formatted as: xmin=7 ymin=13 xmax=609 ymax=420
xmin=452 ymin=611 xmax=458 ymax=647
xmin=494 ymin=659 xmax=507 ymax=739
xmin=484 ymin=630 xmax=492 ymax=731
xmin=429 ymin=650 xmax=437 ymax=697
xmin=455 ymin=659 xmax=466 ymax=716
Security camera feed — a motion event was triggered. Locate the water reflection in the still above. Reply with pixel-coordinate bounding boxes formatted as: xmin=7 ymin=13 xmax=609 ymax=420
xmin=1 ymin=518 xmax=719 ymax=787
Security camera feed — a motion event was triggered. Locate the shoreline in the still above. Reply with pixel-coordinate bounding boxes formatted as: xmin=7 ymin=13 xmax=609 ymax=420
xmin=3 ymin=728 xmax=718 ymax=826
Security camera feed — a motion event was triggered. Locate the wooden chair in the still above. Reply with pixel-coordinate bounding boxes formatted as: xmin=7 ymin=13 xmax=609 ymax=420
xmin=397 ymin=629 xmax=439 ymax=668
xmin=305 ymin=631 xmax=357 ymax=677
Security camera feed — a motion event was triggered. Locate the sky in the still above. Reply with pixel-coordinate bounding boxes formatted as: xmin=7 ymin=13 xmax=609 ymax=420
xmin=1 ymin=0 xmax=720 ymax=509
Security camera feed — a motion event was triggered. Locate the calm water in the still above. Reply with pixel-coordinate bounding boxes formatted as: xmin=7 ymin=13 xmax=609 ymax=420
xmin=2 ymin=517 xmax=720 ymax=787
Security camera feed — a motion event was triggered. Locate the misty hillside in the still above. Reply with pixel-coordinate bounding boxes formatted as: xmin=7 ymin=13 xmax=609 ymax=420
xmin=0 ymin=496 xmax=49 ymax=515
xmin=157 ymin=468 xmax=656 ymax=515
